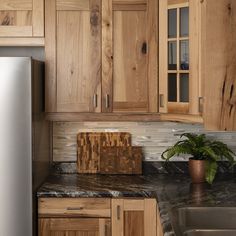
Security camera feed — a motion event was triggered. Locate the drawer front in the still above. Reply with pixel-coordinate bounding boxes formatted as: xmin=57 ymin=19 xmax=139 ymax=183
xmin=38 ymin=198 xmax=111 ymax=217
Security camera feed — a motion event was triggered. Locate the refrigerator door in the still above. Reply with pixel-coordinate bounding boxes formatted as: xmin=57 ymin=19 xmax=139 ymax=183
xmin=0 ymin=57 xmax=32 ymax=236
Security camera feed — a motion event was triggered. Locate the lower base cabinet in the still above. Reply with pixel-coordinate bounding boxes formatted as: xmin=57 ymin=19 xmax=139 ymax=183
xmin=38 ymin=198 xmax=163 ymax=236
xmin=112 ymin=199 xmax=157 ymax=236
xmin=39 ymin=218 xmax=111 ymax=236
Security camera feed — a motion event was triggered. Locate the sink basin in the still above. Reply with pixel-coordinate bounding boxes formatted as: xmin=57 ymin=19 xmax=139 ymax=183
xmin=184 ymin=229 xmax=236 ymax=236
xmin=171 ymin=207 xmax=236 ymax=236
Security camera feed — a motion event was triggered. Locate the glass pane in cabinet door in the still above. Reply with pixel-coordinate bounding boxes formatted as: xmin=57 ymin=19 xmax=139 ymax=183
xmin=168 ymin=41 xmax=177 ymax=70
xmin=180 ymin=7 xmax=189 ymax=37
xmin=168 ymin=73 xmax=177 ymax=102
xmin=168 ymin=9 xmax=177 ymax=38
xmin=180 ymin=73 xmax=189 ymax=102
xmin=180 ymin=40 xmax=189 ymax=70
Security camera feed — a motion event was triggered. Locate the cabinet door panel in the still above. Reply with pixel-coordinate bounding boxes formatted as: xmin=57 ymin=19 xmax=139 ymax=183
xmin=124 ymin=211 xmax=144 ymax=236
xmin=203 ymin=0 xmax=236 ymax=130
xmin=39 ymin=218 xmax=111 ymax=236
xmin=102 ymin=0 xmax=157 ymax=113
xmin=46 ymin=0 xmax=101 ymax=112
xmin=57 ymin=10 xmax=101 ymax=112
xmin=159 ymin=0 xmax=202 ymax=116
xmin=113 ymin=11 xmax=148 ymax=112
xmin=112 ymin=199 xmax=157 ymax=236
xmin=0 ymin=0 xmax=44 ymax=37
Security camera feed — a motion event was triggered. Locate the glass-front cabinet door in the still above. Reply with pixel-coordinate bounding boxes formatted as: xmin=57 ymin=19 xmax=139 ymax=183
xmin=159 ymin=0 xmax=203 ymax=115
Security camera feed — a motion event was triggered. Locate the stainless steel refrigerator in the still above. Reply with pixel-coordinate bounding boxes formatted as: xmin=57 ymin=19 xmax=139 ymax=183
xmin=0 ymin=57 xmax=51 ymax=236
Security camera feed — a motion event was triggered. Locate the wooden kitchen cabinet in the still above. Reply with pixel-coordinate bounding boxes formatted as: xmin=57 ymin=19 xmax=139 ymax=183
xmin=203 ymin=0 xmax=236 ymax=131
xmin=45 ymin=0 xmax=158 ymax=113
xmin=158 ymin=0 xmax=236 ymax=130
xmin=38 ymin=198 xmax=163 ymax=236
xmin=39 ymin=218 xmax=111 ymax=236
xmin=38 ymin=198 xmax=111 ymax=236
xmin=45 ymin=0 xmax=101 ymax=113
xmin=159 ymin=0 xmax=203 ymax=117
xmin=0 ymin=0 xmax=44 ymax=46
xmin=102 ymin=0 xmax=158 ymax=113
xmin=112 ymin=198 xmax=159 ymax=236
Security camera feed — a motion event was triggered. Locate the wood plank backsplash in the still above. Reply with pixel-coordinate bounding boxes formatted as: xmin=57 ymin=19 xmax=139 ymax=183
xmin=53 ymin=122 xmax=236 ymax=162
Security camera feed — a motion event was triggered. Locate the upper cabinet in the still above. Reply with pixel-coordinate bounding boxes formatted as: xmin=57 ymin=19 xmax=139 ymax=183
xmin=159 ymin=0 xmax=203 ymax=116
xmin=45 ymin=0 xmax=158 ymax=113
xmin=102 ymin=0 xmax=158 ymax=113
xmin=0 ymin=0 xmax=44 ymax=45
xmin=45 ymin=0 xmax=102 ymax=112
xmin=44 ymin=0 xmax=236 ymax=130
xmin=203 ymin=0 xmax=236 ymax=131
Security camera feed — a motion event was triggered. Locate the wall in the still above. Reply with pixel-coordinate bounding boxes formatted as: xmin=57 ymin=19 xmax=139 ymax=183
xmin=53 ymin=122 xmax=236 ymax=162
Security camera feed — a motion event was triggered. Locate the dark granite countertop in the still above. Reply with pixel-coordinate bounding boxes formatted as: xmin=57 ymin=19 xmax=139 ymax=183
xmin=37 ymin=173 xmax=236 ymax=236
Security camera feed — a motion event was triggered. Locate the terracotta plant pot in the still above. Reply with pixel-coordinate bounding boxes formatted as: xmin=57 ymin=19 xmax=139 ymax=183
xmin=188 ymin=159 xmax=206 ymax=184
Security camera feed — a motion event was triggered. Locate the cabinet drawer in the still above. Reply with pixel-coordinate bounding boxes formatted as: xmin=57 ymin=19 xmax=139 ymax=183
xmin=38 ymin=198 xmax=111 ymax=218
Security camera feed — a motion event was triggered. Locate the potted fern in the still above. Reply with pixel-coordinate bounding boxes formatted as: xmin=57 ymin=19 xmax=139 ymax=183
xmin=161 ymin=133 xmax=235 ymax=184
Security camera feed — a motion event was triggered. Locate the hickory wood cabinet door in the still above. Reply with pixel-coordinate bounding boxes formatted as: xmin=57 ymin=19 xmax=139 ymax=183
xmin=45 ymin=0 xmax=158 ymax=114
xmin=203 ymin=0 xmax=236 ymax=131
xmin=159 ymin=0 xmax=203 ymax=116
xmin=39 ymin=218 xmax=111 ymax=236
xmin=45 ymin=0 xmax=101 ymax=112
xmin=102 ymin=0 xmax=158 ymax=113
xmin=0 ymin=0 xmax=44 ymax=37
xmin=112 ymin=199 xmax=158 ymax=236
xmin=38 ymin=198 xmax=111 ymax=236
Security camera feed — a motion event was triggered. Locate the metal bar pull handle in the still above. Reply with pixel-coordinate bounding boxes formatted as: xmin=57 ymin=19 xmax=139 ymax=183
xmin=198 ymin=97 xmax=204 ymax=113
xmin=104 ymin=224 xmax=107 ymax=236
xmin=105 ymin=94 xmax=110 ymax=108
xmin=159 ymin=94 xmax=164 ymax=108
xmin=66 ymin=207 xmax=84 ymax=211
xmin=93 ymin=94 xmax=97 ymax=108
xmin=117 ymin=205 xmax=121 ymax=220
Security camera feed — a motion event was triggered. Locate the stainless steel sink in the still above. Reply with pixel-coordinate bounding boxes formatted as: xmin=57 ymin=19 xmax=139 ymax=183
xmin=171 ymin=207 xmax=236 ymax=236
xmin=183 ymin=229 xmax=236 ymax=236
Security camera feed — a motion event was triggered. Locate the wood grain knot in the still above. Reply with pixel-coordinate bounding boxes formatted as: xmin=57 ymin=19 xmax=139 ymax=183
xmin=230 ymin=84 xmax=234 ymax=98
xmin=227 ymin=3 xmax=232 ymax=12
xmin=227 ymin=96 xmax=236 ymax=106
xmin=1 ymin=15 xmax=11 ymax=25
xmin=141 ymin=42 xmax=147 ymax=54
xmin=90 ymin=10 xmax=99 ymax=27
